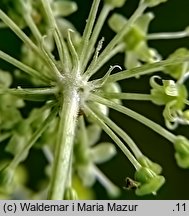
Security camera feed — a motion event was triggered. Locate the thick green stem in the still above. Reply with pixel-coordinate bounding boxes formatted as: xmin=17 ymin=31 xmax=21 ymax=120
xmin=48 ymin=86 xmax=79 ymax=200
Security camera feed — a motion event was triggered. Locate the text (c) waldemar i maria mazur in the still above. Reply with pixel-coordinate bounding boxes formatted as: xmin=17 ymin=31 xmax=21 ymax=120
xmin=76 ymin=203 xmax=138 ymax=211
xmin=19 ymin=202 xmax=139 ymax=212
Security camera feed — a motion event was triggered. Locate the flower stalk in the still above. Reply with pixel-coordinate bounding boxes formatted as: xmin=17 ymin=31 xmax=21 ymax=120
xmin=48 ymin=86 xmax=79 ymax=200
xmin=90 ymin=93 xmax=176 ymax=143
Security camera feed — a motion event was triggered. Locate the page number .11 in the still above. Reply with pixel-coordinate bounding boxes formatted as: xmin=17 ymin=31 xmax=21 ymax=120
xmin=174 ymin=203 xmax=186 ymax=212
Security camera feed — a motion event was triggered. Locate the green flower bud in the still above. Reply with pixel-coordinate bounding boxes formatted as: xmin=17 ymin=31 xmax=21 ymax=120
xmin=104 ymin=0 xmax=127 ymax=8
xmin=103 ymin=82 xmax=121 ymax=95
xmin=135 ymin=12 xmax=154 ymax=34
xmin=57 ymin=18 xmax=81 ymax=48
xmin=0 ymin=107 xmax=22 ymax=130
xmin=64 ymin=187 xmax=78 ymax=200
xmin=0 ymin=70 xmax=12 ymax=88
xmin=134 ymin=167 xmax=165 ymax=196
xmin=52 ymin=1 xmax=78 ymax=17
xmin=162 ymin=86 xmax=189 ymax=129
xmin=15 ymin=121 xmax=31 ymax=136
xmin=164 ymin=48 xmax=189 ymax=80
xmin=163 ymin=101 xmax=178 ymax=129
xmin=5 ymin=133 xmax=29 ymax=160
xmin=135 ymin=167 xmax=156 ymax=183
xmin=103 ymin=82 xmax=122 ymax=104
xmin=174 ymin=136 xmax=189 ymax=168
xmin=163 ymin=80 xmax=178 ymax=97
xmin=143 ymin=0 xmax=168 ymax=7
xmin=14 ymin=165 xmax=28 ymax=185
xmin=108 ymin=13 xmax=127 ymax=33
xmin=174 ymin=136 xmax=189 ymax=155
xmin=175 ymin=85 xmax=188 ymax=109
xmin=138 ymin=156 xmax=162 ymax=174
xmin=77 ymin=164 xmax=96 ymax=187
xmin=135 ymin=175 xmax=165 ymax=196
xmin=109 ymin=12 xmax=158 ymax=68
xmin=150 ymin=76 xmax=187 ymax=107
xmin=183 ymin=110 xmax=189 ymax=120
xmin=74 ymin=141 xmax=89 ymax=166
xmin=87 ymin=124 xmax=101 ymax=146
xmin=90 ymin=142 xmax=116 ymax=164
xmin=124 ymin=51 xmax=141 ymax=69
xmin=87 ymin=102 xmax=109 ymax=123
xmin=150 ymin=76 xmax=175 ymax=105
xmin=0 ymin=94 xmax=24 ymax=109
xmin=0 ymin=166 xmax=14 ymax=193
xmin=175 ymin=153 xmax=189 ymax=169
xmin=124 ymin=27 xmax=144 ymax=51
xmin=74 ymin=123 xmax=101 ymax=166
xmin=95 ymin=102 xmax=108 ymax=116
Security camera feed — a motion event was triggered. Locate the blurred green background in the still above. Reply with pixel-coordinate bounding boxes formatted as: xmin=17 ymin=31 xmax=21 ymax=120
xmin=0 ymin=0 xmax=189 ymax=199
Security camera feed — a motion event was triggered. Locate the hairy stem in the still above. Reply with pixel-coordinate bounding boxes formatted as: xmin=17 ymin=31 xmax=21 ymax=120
xmin=48 ymin=86 xmax=79 ymax=200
